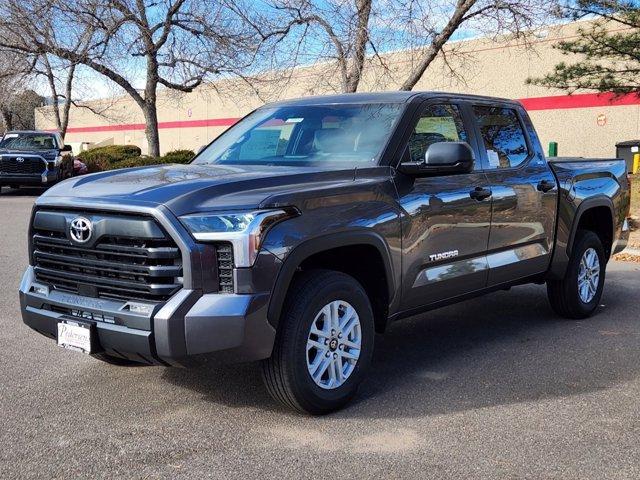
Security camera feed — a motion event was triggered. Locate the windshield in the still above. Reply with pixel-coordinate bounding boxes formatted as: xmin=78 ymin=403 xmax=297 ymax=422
xmin=0 ymin=133 xmax=58 ymax=151
xmin=193 ymin=103 xmax=404 ymax=168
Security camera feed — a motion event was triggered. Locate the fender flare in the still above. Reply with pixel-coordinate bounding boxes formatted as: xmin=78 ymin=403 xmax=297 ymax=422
xmin=266 ymin=230 xmax=396 ymax=328
xmin=566 ymin=196 xmax=615 ymax=256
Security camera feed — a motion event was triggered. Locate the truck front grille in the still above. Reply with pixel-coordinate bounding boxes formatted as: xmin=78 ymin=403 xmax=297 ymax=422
xmin=0 ymin=156 xmax=46 ymax=175
xmin=32 ymin=210 xmax=183 ymax=302
xmin=215 ymin=243 xmax=234 ymax=293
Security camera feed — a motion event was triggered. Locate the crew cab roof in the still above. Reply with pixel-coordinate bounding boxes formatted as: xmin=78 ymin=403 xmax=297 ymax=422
xmin=265 ymin=91 xmax=522 ymax=107
xmin=3 ymin=130 xmax=58 ymax=135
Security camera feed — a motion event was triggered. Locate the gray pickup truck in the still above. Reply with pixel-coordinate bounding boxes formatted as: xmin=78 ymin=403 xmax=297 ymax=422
xmin=19 ymin=92 xmax=630 ymax=414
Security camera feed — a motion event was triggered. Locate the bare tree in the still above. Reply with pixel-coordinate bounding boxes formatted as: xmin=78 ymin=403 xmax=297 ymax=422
xmin=0 ymin=0 xmax=269 ymax=156
xmin=0 ymin=50 xmax=38 ymax=132
xmin=32 ymin=56 xmax=77 ymax=138
xmin=396 ymin=0 xmax=553 ymax=90
xmin=263 ymin=0 xmax=380 ymax=93
xmin=266 ymin=0 xmax=552 ymax=93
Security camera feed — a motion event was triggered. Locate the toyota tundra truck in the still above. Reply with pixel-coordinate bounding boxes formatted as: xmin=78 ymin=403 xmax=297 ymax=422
xmin=0 ymin=130 xmax=74 ymax=192
xmin=19 ymin=92 xmax=631 ymax=414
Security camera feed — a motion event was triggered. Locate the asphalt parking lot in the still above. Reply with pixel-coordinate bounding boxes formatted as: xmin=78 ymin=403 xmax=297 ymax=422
xmin=1 ymin=188 xmax=639 ymax=480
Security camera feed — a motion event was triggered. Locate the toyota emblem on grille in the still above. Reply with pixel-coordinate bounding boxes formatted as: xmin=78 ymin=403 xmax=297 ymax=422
xmin=69 ymin=217 xmax=93 ymax=243
xmin=16 ymin=157 xmax=25 ymax=163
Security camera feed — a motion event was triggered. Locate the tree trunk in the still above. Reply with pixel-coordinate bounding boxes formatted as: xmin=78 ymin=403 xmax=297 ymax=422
xmin=344 ymin=0 xmax=372 ymax=93
xmin=143 ymin=102 xmax=161 ymax=157
xmin=143 ymin=55 xmax=161 ymax=157
xmin=1 ymin=106 xmax=13 ymax=132
xmin=399 ymin=0 xmax=475 ymax=91
xmin=42 ymin=55 xmax=63 ymax=133
xmin=399 ymin=46 xmax=439 ymax=91
xmin=60 ymin=63 xmax=76 ymax=139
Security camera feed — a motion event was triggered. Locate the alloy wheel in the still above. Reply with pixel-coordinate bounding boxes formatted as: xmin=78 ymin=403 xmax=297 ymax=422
xmin=578 ymin=247 xmax=600 ymax=303
xmin=305 ymin=300 xmax=362 ymax=390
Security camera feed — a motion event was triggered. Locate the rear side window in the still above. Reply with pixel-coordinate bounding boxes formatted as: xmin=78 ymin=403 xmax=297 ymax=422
xmin=473 ymin=106 xmax=530 ymax=169
xmin=408 ymin=104 xmax=468 ymax=163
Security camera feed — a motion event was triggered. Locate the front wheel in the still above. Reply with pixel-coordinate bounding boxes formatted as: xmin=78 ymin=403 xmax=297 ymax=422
xmin=547 ymin=229 xmax=606 ymax=319
xmin=262 ymin=270 xmax=375 ymax=415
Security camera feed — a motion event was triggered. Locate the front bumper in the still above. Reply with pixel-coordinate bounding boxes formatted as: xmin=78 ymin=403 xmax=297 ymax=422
xmin=0 ymin=169 xmax=59 ymax=186
xmin=20 ymin=265 xmax=277 ymax=367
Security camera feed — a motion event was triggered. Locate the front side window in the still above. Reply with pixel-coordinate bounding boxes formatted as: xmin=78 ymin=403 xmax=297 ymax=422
xmin=473 ymin=106 xmax=530 ymax=169
xmin=408 ymin=104 xmax=468 ymax=163
xmin=193 ymin=103 xmax=404 ymax=168
xmin=0 ymin=133 xmax=58 ymax=151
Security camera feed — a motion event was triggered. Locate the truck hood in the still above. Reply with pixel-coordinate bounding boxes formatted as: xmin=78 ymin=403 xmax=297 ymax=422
xmin=41 ymin=163 xmax=358 ymax=216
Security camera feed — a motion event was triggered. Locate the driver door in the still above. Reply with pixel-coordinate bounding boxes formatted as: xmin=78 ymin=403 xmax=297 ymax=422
xmin=395 ymin=101 xmax=492 ymax=311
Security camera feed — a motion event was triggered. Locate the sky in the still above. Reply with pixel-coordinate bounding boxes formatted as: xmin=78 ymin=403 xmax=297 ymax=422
xmin=31 ymin=0 xmax=560 ymax=103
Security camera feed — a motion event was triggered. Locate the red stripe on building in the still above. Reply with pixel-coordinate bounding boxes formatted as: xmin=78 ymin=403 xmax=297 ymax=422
xmin=520 ymin=92 xmax=640 ymax=111
xmin=64 ymin=92 xmax=640 ymax=134
xmin=65 ymin=117 xmax=239 ymax=134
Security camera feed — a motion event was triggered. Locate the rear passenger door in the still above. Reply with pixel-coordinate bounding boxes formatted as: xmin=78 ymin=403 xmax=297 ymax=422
xmin=396 ymin=101 xmax=492 ymax=310
xmin=470 ymin=103 xmax=558 ymax=286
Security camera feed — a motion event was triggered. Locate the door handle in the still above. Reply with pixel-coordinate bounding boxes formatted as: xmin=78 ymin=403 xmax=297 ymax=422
xmin=469 ymin=186 xmax=492 ymax=201
xmin=537 ymin=179 xmax=556 ymax=192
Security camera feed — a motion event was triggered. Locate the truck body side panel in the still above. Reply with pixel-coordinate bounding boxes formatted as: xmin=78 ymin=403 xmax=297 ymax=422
xmin=474 ymin=104 xmax=559 ymax=286
xmin=260 ymin=167 xmax=403 ymax=326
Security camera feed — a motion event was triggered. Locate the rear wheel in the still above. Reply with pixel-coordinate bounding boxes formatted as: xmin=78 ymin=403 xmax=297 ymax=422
xmin=547 ymin=229 xmax=606 ymax=319
xmin=262 ymin=270 xmax=375 ymax=415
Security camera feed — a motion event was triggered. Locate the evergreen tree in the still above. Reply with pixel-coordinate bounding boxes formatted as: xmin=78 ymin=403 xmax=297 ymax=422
xmin=528 ymin=1 xmax=640 ymax=96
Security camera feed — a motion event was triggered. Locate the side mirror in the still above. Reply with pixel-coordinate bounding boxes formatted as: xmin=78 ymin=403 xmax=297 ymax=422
xmin=61 ymin=145 xmax=73 ymax=152
xmin=399 ymin=142 xmax=474 ymax=176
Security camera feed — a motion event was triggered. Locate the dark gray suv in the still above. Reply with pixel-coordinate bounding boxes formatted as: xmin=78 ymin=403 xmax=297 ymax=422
xmin=19 ymin=92 xmax=630 ymax=414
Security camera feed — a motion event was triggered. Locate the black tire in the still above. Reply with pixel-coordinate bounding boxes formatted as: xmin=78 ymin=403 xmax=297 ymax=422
xmin=547 ymin=229 xmax=606 ymax=319
xmin=92 ymin=352 xmax=147 ymax=366
xmin=261 ymin=270 xmax=375 ymax=415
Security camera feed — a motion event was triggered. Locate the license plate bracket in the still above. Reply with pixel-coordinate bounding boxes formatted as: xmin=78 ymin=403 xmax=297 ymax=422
xmin=57 ymin=320 xmax=95 ymax=354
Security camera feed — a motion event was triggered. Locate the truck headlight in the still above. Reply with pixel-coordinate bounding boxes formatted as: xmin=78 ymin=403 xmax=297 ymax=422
xmin=180 ymin=209 xmax=297 ymax=267
xmin=48 ymin=156 xmax=63 ymax=168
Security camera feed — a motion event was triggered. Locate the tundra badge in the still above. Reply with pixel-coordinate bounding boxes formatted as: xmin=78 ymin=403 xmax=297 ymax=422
xmin=429 ymin=250 xmax=459 ymax=262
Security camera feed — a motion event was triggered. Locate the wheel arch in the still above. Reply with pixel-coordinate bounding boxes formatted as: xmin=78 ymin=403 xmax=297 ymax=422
xmin=567 ymin=196 xmax=615 ymax=259
xmin=267 ymin=231 xmax=396 ymax=333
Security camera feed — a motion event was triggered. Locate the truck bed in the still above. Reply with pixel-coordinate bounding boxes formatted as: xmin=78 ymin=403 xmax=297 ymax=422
xmin=546 ymin=156 xmax=630 ymax=273
xmin=548 ymin=157 xmax=627 ymax=186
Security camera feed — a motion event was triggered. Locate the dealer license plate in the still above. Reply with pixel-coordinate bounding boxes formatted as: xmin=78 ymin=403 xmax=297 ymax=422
xmin=57 ymin=321 xmax=92 ymax=354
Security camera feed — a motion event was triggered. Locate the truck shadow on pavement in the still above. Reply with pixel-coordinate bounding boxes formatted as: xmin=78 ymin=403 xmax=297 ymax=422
xmin=162 ymin=267 xmax=640 ymax=418
xmin=0 ymin=187 xmax=47 ymax=197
